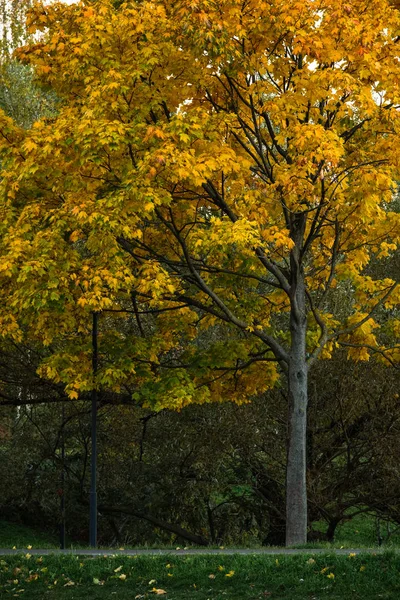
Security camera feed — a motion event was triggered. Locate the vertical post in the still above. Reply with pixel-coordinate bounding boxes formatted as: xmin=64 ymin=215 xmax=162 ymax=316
xmin=60 ymin=401 xmax=66 ymax=550
xmin=376 ymin=517 xmax=382 ymax=547
xmin=90 ymin=311 xmax=98 ymax=548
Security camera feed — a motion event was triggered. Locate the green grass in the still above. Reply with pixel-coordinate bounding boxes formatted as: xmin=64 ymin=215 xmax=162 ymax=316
xmin=1 ymin=552 xmax=400 ymax=599
xmin=334 ymin=514 xmax=400 ymax=548
xmin=0 ymin=521 xmax=57 ymax=550
xmin=305 ymin=514 xmax=400 ymax=549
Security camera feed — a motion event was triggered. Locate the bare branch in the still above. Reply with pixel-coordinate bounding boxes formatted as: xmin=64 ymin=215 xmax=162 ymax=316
xmin=338 ymin=341 xmax=399 ymax=369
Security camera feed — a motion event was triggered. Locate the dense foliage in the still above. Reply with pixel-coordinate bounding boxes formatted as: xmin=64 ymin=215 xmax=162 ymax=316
xmin=0 ymin=0 xmax=399 ymax=545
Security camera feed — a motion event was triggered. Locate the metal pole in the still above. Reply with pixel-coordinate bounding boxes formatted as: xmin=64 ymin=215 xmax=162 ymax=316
xmin=60 ymin=401 xmax=66 ymax=550
xmin=90 ymin=311 xmax=98 ymax=547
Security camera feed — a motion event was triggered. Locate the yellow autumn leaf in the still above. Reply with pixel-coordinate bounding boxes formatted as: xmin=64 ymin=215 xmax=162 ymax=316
xmin=321 ymin=567 xmax=328 ymax=574
xmin=24 ymin=139 xmax=37 ymax=152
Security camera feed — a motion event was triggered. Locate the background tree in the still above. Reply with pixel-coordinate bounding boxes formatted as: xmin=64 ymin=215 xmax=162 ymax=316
xmin=0 ymin=0 xmax=399 ymax=545
xmin=0 ymin=0 xmax=55 ymax=127
xmin=1 ymin=352 xmax=400 ymax=546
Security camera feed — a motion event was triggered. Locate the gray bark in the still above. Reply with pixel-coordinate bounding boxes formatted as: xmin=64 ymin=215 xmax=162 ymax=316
xmin=286 ymin=214 xmax=308 ymax=546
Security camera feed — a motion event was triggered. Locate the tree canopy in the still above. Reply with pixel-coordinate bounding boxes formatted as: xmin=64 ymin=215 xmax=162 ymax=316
xmin=0 ymin=0 xmax=399 ymax=545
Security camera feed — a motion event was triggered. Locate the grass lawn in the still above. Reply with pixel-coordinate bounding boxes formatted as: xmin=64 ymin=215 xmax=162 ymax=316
xmin=310 ymin=513 xmax=400 ymax=549
xmin=0 ymin=521 xmax=57 ymax=550
xmin=1 ymin=552 xmax=400 ymax=599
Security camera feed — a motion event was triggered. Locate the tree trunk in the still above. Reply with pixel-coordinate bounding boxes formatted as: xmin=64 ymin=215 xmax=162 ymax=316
xmin=286 ymin=216 xmax=308 ymax=546
xmin=326 ymin=518 xmax=339 ymax=542
xmin=286 ymin=348 xmax=308 ymax=544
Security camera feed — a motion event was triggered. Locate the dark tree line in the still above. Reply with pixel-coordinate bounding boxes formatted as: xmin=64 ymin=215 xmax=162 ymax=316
xmin=1 ymin=345 xmax=399 ymax=547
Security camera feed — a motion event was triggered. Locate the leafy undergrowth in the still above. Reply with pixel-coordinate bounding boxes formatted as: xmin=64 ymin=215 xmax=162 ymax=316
xmin=2 ymin=512 xmax=400 ymax=556
xmin=1 ymin=552 xmax=400 ymax=599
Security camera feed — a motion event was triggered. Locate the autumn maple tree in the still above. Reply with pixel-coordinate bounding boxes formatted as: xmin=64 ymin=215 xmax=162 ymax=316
xmin=0 ymin=0 xmax=399 ymax=545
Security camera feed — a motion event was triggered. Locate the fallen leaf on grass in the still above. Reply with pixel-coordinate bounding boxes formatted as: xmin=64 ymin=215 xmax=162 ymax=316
xmin=320 ymin=567 xmax=328 ymax=574
xmin=151 ymin=588 xmax=167 ymax=595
